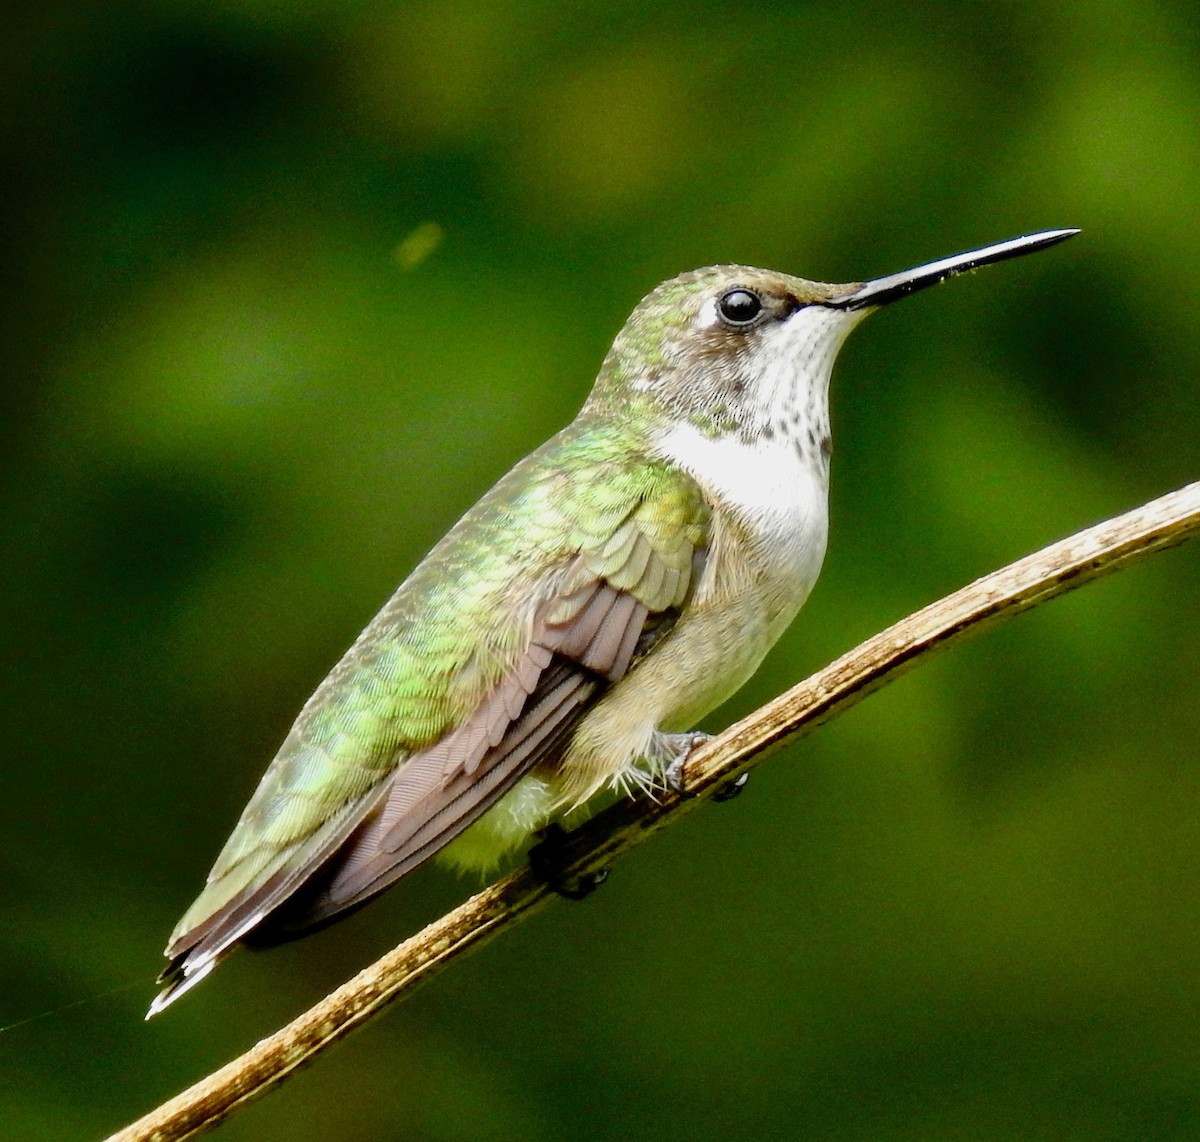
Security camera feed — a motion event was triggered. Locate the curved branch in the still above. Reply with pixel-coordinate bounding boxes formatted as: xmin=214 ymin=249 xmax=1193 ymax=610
xmin=104 ymin=480 xmax=1200 ymax=1142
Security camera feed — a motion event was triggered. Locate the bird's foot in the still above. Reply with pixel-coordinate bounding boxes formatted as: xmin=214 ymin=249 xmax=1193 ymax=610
xmin=530 ymin=823 xmax=609 ymax=900
xmin=659 ymin=731 xmax=715 ymax=796
xmin=657 ymin=732 xmax=749 ymax=802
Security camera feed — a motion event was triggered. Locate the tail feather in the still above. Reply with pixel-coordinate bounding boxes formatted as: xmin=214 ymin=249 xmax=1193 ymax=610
xmin=146 ymin=783 xmax=389 ymax=1017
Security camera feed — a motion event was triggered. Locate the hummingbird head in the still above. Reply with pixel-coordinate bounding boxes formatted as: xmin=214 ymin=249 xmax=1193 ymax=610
xmin=586 ymin=230 xmax=1078 ymax=461
xmin=589 ymin=264 xmax=864 ymax=453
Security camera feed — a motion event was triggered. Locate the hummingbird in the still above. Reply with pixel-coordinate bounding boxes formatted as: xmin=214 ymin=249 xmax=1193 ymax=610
xmin=149 ymin=229 xmax=1077 ymax=1015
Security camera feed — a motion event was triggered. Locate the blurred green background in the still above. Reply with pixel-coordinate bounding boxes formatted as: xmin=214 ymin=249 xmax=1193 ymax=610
xmin=4 ymin=1 xmax=1200 ymax=1139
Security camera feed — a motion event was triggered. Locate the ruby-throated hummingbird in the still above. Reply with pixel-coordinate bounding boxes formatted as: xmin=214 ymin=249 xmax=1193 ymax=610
xmin=149 ymin=229 xmax=1077 ymax=1015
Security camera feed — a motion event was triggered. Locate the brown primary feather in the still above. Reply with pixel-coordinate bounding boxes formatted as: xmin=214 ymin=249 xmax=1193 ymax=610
xmin=163 ymin=559 xmax=687 ymax=974
xmin=261 ymin=574 xmax=655 ymax=933
xmin=154 ymin=450 xmax=711 ymax=1009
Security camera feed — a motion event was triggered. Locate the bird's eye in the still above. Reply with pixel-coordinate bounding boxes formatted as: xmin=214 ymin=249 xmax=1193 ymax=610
xmin=717 ymin=288 xmax=763 ymax=326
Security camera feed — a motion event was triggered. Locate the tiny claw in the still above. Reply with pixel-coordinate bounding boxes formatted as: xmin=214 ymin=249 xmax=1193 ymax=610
xmin=711 ymin=772 xmax=749 ymax=803
xmin=530 ymin=823 xmax=610 ymax=900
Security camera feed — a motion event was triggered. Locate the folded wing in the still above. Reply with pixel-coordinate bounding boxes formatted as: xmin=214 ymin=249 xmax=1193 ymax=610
xmin=151 ymin=454 xmax=709 ymax=1013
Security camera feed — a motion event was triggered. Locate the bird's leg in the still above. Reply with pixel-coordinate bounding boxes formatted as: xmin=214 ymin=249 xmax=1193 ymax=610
xmin=529 ymin=822 xmax=609 ymax=900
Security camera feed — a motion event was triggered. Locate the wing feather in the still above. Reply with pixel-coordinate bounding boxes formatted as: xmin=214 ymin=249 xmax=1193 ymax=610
xmin=291 ymin=663 xmax=598 ymax=924
xmin=274 ymin=579 xmax=650 ymax=929
xmin=153 ymin=446 xmax=711 ymax=1010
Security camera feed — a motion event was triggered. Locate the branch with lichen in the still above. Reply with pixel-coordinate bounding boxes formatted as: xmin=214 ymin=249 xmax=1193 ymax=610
xmin=103 ymin=480 xmax=1200 ymax=1142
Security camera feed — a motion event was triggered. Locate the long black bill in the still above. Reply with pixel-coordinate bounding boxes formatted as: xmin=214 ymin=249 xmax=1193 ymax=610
xmin=827 ymin=229 xmax=1079 ymax=311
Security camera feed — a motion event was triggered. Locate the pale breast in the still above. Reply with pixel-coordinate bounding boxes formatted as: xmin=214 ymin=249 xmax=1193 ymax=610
xmin=652 ymin=421 xmax=830 ymax=624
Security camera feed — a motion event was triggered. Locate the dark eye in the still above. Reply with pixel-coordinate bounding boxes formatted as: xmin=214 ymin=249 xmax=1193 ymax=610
xmin=717 ymin=288 xmax=763 ymax=326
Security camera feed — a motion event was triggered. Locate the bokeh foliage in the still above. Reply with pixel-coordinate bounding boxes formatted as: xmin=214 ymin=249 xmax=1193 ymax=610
xmin=4 ymin=2 xmax=1200 ymax=1138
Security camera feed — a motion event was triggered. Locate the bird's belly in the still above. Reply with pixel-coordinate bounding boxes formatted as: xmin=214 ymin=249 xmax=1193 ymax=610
xmin=437 ymin=772 xmax=561 ymax=873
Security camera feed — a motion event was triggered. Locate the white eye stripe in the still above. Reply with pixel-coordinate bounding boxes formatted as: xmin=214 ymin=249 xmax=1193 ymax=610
xmin=695 ymin=296 xmax=722 ymax=330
